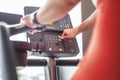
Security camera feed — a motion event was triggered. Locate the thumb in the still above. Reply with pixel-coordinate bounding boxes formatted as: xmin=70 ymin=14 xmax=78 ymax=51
xmin=60 ymin=32 xmax=67 ymax=39
xmin=60 ymin=33 xmax=70 ymax=39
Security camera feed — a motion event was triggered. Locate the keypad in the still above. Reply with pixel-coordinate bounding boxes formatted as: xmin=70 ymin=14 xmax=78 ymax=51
xmin=59 ymin=18 xmax=71 ymax=29
xmin=44 ymin=33 xmax=76 ymax=53
xmin=44 ymin=34 xmax=64 ymax=52
xmin=25 ymin=6 xmax=79 ymax=56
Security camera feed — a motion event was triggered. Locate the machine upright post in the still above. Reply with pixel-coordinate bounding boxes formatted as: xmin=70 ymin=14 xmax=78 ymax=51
xmin=0 ymin=23 xmax=18 ymax=80
xmin=45 ymin=57 xmax=57 ymax=80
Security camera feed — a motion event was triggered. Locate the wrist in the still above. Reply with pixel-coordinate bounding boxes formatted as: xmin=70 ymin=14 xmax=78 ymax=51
xmin=74 ymin=27 xmax=79 ymax=35
xmin=33 ymin=12 xmax=40 ymax=25
xmin=31 ymin=11 xmax=53 ymax=26
xmin=31 ymin=11 xmax=42 ymax=25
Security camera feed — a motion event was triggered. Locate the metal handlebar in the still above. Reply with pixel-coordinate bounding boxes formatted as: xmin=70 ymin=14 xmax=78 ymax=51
xmin=9 ymin=23 xmax=46 ymax=36
xmin=0 ymin=23 xmax=18 ymax=80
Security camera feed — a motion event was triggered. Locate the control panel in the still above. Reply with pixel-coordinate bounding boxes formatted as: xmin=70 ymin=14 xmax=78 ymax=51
xmin=28 ymin=32 xmax=79 ymax=57
xmin=24 ymin=6 xmax=73 ymax=32
xmin=24 ymin=6 xmax=80 ymax=57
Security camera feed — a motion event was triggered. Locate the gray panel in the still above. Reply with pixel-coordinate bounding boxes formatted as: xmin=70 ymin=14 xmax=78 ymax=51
xmin=81 ymin=0 xmax=95 ymax=54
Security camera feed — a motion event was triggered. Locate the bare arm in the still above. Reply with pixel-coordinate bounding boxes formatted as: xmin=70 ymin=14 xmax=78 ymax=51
xmin=76 ymin=9 xmax=97 ymax=33
xmin=36 ymin=0 xmax=81 ymax=24
xmin=60 ymin=9 xmax=97 ymax=39
xmin=21 ymin=0 xmax=80 ymax=28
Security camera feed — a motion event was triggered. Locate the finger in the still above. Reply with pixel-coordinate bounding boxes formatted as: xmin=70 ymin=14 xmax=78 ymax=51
xmin=21 ymin=15 xmax=37 ymax=28
xmin=60 ymin=34 xmax=71 ymax=39
xmin=60 ymin=33 xmax=67 ymax=39
xmin=28 ymin=30 xmax=37 ymax=34
xmin=61 ymin=32 xmax=65 ymax=36
xmin=62 ymin=35 xmax=70 ymax=39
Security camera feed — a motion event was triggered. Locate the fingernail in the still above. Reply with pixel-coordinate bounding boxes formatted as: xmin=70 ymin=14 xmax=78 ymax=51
xmin=58 ymin=36 xmax=63 ymax=39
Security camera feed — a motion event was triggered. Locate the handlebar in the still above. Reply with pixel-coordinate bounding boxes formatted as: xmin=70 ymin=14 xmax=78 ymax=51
xmin=9 ymin=23 xmax=46 ymax=36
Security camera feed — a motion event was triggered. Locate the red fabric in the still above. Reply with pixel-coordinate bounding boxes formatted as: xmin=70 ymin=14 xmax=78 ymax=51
xmin=72 ymin=1 xmax=120 ymax=80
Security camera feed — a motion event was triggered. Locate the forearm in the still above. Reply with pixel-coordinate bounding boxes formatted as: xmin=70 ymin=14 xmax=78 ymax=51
xmin=36 ymin=0 xmax=80 ymax=24
xmin=76 ymin=9 xmax=97 ymax=34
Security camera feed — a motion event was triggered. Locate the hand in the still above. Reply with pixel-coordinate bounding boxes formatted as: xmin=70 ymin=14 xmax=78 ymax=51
xmin=20 ymin=14 xmax=37 ymax=28
xmin=20 ymin=14 xmax=38 ymax=34
xmin=60 ymin=28 xmax=78 ymax=39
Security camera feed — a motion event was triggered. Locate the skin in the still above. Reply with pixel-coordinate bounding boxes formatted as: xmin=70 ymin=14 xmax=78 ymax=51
xmin=60 ymin=9 xmax=97 ymax=39
xmin=21 ymin=0 xmax=81 ymax=34
xmin=21 ymin=0 xmax=100 ymax=37
xmin=21 ymin=0 xmax=80 ymax=28
xmin=60 ymin=0 xmax=98 ymax=39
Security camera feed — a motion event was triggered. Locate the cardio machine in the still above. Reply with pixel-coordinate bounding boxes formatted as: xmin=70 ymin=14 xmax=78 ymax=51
xmin=0 ymin=9 xmax=80 ymax=80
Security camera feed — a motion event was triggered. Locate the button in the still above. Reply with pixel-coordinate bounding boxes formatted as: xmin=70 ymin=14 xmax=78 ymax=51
xmin=39 ymin=38 xmax=43 ymax=42
xmin=60 ymin=25 xmax=63 ymax=27
xmin=58 ymin=38 xmax=62 ymax=42
xmin=59 ymin=48 xmax=63 ymax=52
xmin=47 ymin=43 xmax=50 ymax=47
xmin=70 ymin=48 xmax=74 ymax=52
xmin=48 ymin=48 xmax=52 ymax=51
xmin=53 ymin=47 xmax=58 ymax=51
